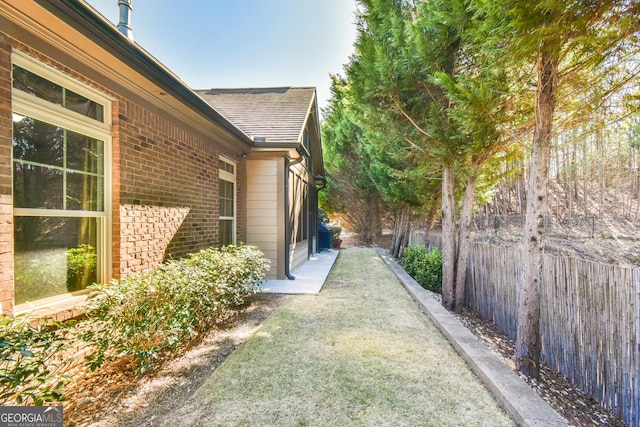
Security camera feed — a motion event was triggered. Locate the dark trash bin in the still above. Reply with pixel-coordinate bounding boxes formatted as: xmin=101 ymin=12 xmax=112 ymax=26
xmin=318 ymin=222 xmax=331 ymax=251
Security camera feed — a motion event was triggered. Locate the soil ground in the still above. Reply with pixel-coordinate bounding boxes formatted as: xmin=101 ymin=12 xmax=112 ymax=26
xmin=63 ymin=293 xmax=291 ymax=426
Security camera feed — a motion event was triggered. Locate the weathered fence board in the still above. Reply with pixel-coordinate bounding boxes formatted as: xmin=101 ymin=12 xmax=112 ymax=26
xmin=458 ymin=241 xmax=640 ymax=426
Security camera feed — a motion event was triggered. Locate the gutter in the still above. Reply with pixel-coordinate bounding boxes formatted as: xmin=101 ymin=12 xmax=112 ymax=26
xmin=36 ymin=0 xmax=254 ymax=146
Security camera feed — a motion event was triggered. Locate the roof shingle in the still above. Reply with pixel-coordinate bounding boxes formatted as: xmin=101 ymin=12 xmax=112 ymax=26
xmin=195 ymin=87 xmax=317 ymax=144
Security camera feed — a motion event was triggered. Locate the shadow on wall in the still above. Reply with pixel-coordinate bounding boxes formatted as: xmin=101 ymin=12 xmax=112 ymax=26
xmin=163 ymin=209 xmax=215 ymax=263
xmin=119 ymin=204 xmax=190 ymax=277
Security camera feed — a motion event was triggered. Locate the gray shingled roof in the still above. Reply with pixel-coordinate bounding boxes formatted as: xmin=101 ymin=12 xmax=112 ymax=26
xmin=194 ymin=87 xmax=316 ymax=144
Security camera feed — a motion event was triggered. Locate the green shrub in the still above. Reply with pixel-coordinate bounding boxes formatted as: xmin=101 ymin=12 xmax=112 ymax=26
xmin=67 ymin=244 xmax=97 ymax=292
xmin=82 ymin=245 xmax=269 ymax=374
xmin=0 ymin=315 xmax=72 ymax=405
xmin=318 ymin=208 xmax=330 ymax=224
xmin=401 ymin=246 xmax=443 ymax=293
xmin=329 ymin=225 xmax=342 ymax=243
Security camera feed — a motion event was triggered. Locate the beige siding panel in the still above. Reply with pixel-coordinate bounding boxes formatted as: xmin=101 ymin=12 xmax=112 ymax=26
xmin=247 ymin=216 xmax=278 ymax=227
xmin=247 ymin=208 xmax=277 ymax=218
xmin=248 ymin=225 xmax=279 ymax=235
xmin=247 ymin=191 xmax=279 ymax=202
xmin=246 ymin=158 xmax=283 ymax=279
xmin=290 ymin=240 xmax=308 ymax=271
xmin=247 ymin=186 xmax=278 ymax=198
xmin=259 ymin=250 xmax=278 ymax=260
xmin=247 ymin=175 xmax=278 ymax=185
xmin=265 ymin=266 xmax=278 ymax=279
xmin=248 ymin=234 xmax=278 ymax=243
xmin=247 ymin=200 xmax=278 ymax=210
xmin=248 ymin=242 xmax=277 ymax=253
xmin=248 ymin=162 xmax=278 ymax=175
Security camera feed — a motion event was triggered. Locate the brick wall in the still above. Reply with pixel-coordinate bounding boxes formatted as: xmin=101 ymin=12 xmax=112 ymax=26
xmin=116 ymin=98 xmax=242 ymax=277
xmin=1 ymin=36 xmax=247 ymax=313
xmin=0 ymin=34 xmax=13 ymax=315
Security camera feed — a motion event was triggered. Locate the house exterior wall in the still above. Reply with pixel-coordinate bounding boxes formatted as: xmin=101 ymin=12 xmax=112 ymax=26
xmin=289 ymin=162 xmax=311 ymax=273
xmin=245 ymin=158 xmax=284 ymax=279
xmin=115 ymin=98 xmax=244 ymax=276
xmin=0 ymin=25 xmax=247 ymax=315
xmin=290 ymin=241 xmax=308 ymax=272
xmin=0 ymin=34 xmax=13 ymax=315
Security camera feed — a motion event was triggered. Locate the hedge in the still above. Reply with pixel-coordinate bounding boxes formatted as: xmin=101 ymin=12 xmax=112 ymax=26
xmin=82 ymin=244 xmax=270 ymax=374
xmin=400 ymin=246 xmax=443 ymax=293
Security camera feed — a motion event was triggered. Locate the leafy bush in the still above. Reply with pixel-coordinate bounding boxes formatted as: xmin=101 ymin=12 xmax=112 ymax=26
xmin=67 ymin=244 xmax=97 ymax=292
xmin=318 ymin=207 xmax=330 ymax=224
xmin=0 ymin=315 xmax=72 ymax=405
xmin=82 ymin=245 xmax=269 ymax=374
xmin=329 ymin=225 xmax=342 ymax=243
xmin=401 ymin=246 xmax=443 ymax=293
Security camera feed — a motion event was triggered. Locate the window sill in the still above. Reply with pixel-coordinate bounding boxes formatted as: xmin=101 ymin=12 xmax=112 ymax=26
xmin=14 ymin=291 xmax=90 ymax=321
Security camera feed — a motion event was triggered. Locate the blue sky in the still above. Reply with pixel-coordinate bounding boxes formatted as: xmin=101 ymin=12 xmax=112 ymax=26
xmin=85 ymin=0 xmax=358 ymax=110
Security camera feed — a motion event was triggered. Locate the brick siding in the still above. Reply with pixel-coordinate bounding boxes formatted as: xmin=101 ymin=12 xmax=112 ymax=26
xmin=0 ymin=34 xmax=13 ymax=314
xmin=1 ymin=36 xmax=246 ymax=315
xmin=116 ymin=98 xmax=243 ymax=276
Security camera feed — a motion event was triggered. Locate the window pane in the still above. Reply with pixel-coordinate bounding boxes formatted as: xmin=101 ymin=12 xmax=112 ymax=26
xmin=219 ymin=159 xmax=234 ymax=174
xmin=14 ymin=216 xmax=98 ymax=304
xmin=65 ymin=89 xmax=104 ymax=122
xmin=66 ymin=131 xmax=103 ymax=173
xmin=12 ymin=65 xmax=63 ymax=105
xmin=220 ymin=219 xmax=233 ymax=246
xmin=13 ymin=163 xmax=63 ymax=209
xmin=66 ymin=171 xmax=102 ymax=211
xmin=223 ymin=199 xmax=234 ymax=217
xmin=13 ymin=117 xmax=64 ymax=166
xmin=13 ymin=117 xmax=104 ymax=211
xmin=13 ymin=65 xmax=104 ymax=122
xmin=219 ymin=180 xmax=234 ymax=217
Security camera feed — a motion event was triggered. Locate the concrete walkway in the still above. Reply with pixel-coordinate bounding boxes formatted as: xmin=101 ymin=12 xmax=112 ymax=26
xmin=165 ymin=247 xmax=567 ymax=426
xmin=260 ymin=249 xmax=339 ymax=294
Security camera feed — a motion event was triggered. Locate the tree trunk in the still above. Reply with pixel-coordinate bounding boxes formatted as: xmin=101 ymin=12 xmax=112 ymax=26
xmin=598 ymin=114 xmax=605 ymax=217
xmin=583 ymin=137 xmax=589 ymax=216
xmin=441 ymin=166 xmax=457 ymax=311
xmin=391 ymin=210 xmax=403 ymax=258
xmin=516 ymin=47 xmax=559 ymax=379
xmin=453 ymin=175 xmax=477 ymax=314
xmin=399 ymin=206 xmax=412 ymax=258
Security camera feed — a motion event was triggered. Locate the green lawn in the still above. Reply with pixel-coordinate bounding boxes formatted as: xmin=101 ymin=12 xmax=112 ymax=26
xmin=165 ymin=247 xmax=515 ymax=427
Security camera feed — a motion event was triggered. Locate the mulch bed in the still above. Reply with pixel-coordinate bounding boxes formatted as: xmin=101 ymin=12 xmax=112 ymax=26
xmin=455 ymin=307 xmax=627 ymax=427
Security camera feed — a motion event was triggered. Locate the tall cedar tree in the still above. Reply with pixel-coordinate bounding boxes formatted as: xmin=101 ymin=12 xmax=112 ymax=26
xmin=321 ymin=76 xmax=384 ymax=244
xmin=349 ymin=0 xmax=513 ymax=312
xmin=472 ymin=0 xmax=640 ymax=378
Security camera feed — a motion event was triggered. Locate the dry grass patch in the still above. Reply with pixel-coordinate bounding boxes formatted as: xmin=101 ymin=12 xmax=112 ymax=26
xmin=165 ymin=248 xmax=515 ymax=427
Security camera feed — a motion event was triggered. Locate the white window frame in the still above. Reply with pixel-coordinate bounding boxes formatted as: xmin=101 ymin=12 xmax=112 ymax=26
xmin=11 ymin=51 xmax=113 ymax=303
xmin=219 ymin=155 xmax=236 ymax=245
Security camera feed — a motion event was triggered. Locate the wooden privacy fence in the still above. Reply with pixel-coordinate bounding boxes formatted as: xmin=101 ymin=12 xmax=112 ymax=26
xmin=464 ymin=242 xmax=640 ymax=426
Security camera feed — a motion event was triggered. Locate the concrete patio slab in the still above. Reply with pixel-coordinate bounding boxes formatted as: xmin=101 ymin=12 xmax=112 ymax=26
xmin=260 ymin=249 xmax=339 ymax=294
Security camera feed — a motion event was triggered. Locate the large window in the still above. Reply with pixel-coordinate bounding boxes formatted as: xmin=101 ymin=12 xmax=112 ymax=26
xmin=11 ymin=53 xmax=111 ymax=306
xmin=219 ymin=157 xmax=236 ymax=246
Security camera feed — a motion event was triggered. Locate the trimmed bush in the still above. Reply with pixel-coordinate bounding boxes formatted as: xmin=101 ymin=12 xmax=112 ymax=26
xmin=0 ymin=315 xmax=72 ymax=405
xmin=401 ymin=246 xmax=443 ymax=293
xmin=329 ymin=225 xmax=342 ymax=243
xmin=82 ymin=244 xmax=270 ymax=374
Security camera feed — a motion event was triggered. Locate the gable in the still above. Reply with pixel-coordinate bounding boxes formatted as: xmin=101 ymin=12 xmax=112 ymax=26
xmin=195 ymin=87 xmax=316 ymax=144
